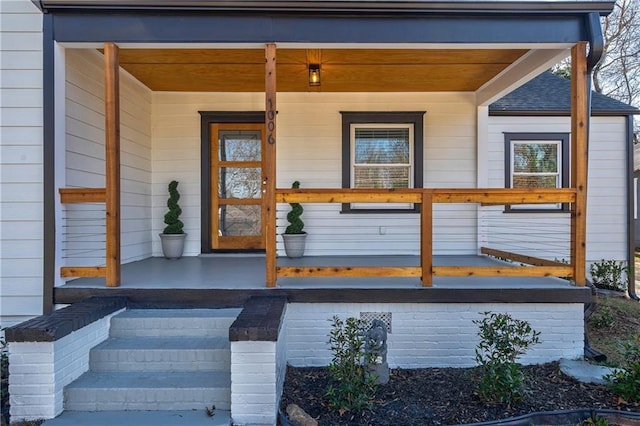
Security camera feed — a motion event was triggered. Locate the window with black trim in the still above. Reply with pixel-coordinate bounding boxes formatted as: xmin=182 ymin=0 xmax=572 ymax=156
xmin=341 ymin=112 xmax=425 ymax=213
xmin=504 ymin=132 xmax=569 ymax=212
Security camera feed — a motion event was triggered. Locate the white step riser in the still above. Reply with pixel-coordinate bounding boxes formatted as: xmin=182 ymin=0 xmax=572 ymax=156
xmin=109 ymin=317 xmax=236 ymax=338
xmin=90 ymin=349 xmax=231 ymax=372
xmin=65 ymin=387 xmax=230 ymax=411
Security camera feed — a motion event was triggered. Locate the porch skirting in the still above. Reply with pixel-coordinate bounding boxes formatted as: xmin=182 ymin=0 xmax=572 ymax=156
xmin=284 ymin=302 xmax=584 ymax=368
xmin=7 ymin=298 xmax=584 ymax=424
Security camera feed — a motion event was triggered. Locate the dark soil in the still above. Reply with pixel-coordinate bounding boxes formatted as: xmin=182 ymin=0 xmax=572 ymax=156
xmin=280 ymin=362 xmax=639 ymax=425
xmin=281 ymin=294 xmax=640 ymax=425
xmin=587 ymin=294 xmax=640 ymax=367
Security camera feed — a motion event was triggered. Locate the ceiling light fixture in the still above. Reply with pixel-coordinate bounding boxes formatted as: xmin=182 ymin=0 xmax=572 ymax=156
xmin=308 ymin=64 xmax=321 ymax=86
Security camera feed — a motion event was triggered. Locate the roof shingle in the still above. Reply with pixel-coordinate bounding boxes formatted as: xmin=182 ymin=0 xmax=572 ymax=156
xmin=490 ymin=71 xmax=639 ymax=115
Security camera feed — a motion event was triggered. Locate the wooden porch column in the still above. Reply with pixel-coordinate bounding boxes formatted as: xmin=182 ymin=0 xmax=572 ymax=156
xmin=570 ymin=41 xmax=588 ymax=286
xmin=421 ymin=192 xmax=433 ymax=287
xmin=104 ymin=43 xmax=121 ymax=287
xmin=265 ymin=43 xmax=277 ymax=287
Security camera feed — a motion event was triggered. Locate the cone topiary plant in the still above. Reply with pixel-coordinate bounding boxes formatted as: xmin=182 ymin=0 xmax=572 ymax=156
xmin=285 ymin=181 xmax=304 ymax=234
xmin=163 ymin=180 xmax=184 ymax=234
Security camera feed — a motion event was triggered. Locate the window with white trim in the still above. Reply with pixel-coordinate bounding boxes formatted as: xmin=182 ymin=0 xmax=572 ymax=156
xmin=341 ymin=112 xmax=424 ymax=213
xmin=352 ymin=124 xmax=413 ymax=189
xmin=504 ymin=133 xmax=569 ymax=212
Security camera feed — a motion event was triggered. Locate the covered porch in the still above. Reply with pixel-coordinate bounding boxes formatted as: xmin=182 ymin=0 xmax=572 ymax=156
xmin=39 ymin=1 xmax=607 ymax=301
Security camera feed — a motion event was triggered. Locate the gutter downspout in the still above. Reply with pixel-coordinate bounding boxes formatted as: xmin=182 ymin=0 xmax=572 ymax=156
xmin=626 ymin=115 xmax=639 ymax=300
xmin=582 ymin=12 xmax=609 ymax=361
xmin=586 ymin=11 xmax=604 ymax=133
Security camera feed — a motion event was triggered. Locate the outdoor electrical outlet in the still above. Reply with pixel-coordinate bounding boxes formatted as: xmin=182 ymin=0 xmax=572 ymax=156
xmin=379 ymin=226 xmax=386 ymax=235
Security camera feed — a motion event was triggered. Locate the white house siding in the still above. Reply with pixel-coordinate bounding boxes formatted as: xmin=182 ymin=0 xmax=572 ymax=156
xmin=284 ymin=303 xmax=584 ymax=368
xmin=587 ymin=117 xmax=629 ymax=261
xmin=63 ymin=49 xmax=152 ymax=270
xmin=0 ymin=0 xmax=44 ymax=327
xmin=485 ymin=116 xmax=628 ymax=265
xmin=151 ymin=92 xmax=477 ymax=256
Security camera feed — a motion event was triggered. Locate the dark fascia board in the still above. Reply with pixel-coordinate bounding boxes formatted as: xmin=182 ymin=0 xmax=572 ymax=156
xmin=490 ymin=109 xmax=640 ymax=117
xmin=32 ymin=0 xmax=615 ymax=14
xmin=48 ymin=13 xmax=593 ymax=44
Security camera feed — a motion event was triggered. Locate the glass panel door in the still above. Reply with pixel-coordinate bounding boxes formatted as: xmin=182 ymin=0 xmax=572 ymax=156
xmin=211 ymin=123 xmax=265 ymax=250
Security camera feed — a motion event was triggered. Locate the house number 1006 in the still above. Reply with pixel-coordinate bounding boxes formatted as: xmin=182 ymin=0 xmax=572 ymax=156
xmin=267 ymin=98 xmax=276 ymax=145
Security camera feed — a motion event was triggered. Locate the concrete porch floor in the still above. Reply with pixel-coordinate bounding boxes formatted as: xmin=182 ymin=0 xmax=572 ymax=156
xmin=60 ymin=255 xmax=573 ymax=290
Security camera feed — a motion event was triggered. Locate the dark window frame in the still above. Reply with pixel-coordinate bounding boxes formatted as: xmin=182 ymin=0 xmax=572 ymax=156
xmin=504 ymin=132 xmax=570 ymax=213
xmin=340 ymin=111 xmax=425 ymax=214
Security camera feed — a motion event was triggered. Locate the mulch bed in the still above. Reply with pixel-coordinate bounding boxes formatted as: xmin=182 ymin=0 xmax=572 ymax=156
xmin=280 ymin=362 xmax=639 ymax=425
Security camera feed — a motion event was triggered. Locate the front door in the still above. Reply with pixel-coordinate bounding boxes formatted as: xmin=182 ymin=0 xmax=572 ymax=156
xmin=210 ymin=123 xmax=265 ymax=250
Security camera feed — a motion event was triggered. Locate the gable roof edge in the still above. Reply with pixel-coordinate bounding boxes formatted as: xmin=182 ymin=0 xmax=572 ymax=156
xmin=32 ymin=0 xmax=616 ymax=14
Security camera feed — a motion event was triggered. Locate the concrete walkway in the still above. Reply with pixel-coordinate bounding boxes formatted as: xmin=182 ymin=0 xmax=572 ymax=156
xmin=559 ymin=358 xmax=619 ymax=385
xmin=42 ymin=410 xmax=230 ymax=425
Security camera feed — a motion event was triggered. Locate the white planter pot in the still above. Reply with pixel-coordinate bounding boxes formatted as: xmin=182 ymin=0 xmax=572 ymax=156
xmin=159 ymin=233 xmax=187 ymax=259
xmin=282 ymin=233 xmax=307 ymax=258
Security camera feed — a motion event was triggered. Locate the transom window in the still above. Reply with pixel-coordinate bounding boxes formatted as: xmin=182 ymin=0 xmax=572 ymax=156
xmin=341 ymin=112 xmax=424 ymax=213
xmin=504 ymin=133 xmax=569 ymax=212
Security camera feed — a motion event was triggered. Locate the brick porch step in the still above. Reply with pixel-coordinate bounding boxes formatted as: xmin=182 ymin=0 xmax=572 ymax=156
xmin=64 ymin=370 xmax=231 ymax=411
xmin=108 ymin=308 xmax=241 ymax=338
xmin=42 ymin=409 xmax=231 ymax=425
xmin=62 ymin=309 xmax=239 ymax=414
xmin=89 ymin=336 xmax=231 ymax=372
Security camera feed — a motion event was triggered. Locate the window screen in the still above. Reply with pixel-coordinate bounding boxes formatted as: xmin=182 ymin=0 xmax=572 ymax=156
xmin=353 ymin=127 xmax=411 ymax=189
xmin=504 ymin=133 xmax=569 ymax=212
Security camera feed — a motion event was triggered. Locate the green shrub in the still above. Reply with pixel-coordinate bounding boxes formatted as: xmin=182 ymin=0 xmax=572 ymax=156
xmin=163 ymin=180 xmax=184 ymax=234
xmin=1 ymin=326 xmax=9 ymax=424
xmin=589 ymin=305 xmax=615 ymax=329
xmin=589 ymin=260 xmax=627 ymax=292
xmin=285 ymin=181 xmax=304 ymax=234
xmin=605 ymin=336 xmax=640 ymax=402
xmin=0 ymin=327 xmax=7 ymax=366
xmin=583 ymin=415 xmax=611 ymax=426
xmin=473 ymin=312 xmax=541 ymax=407
xmin=325 ymin=316 xmax=377 ymax=413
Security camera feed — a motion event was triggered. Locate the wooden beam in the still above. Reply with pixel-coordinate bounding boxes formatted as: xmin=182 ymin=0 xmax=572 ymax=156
xmin=265 ymin=43 xmax=277 ymax=287
xmin=433 ymin=265 xmax=573 ymax=278
xmin=276 ymin=188 xmax=575 ymax=205
xmin=276 ymin=188 xmax=423 ymax=203
xmin=431 ymin=188 xmax=576 ymax=204
xmin=104 ymin=42 xmax=121 ymax=287
xmin=421 ymin=192 xmax=433 ymax=287
xmin=277 ymin=266 xmax=421 ymax=278
xmin=60 ymin=266 xmax=107 ymax=278
xmin=480 ymin=247 xmax=569 ymax=267
xmin=476 ymin=49 xmax=569 ymax=106
xmin=59 ymin=188 xmax=106 ymax=203
xmin=571 ymin=42 xmax=588 ymax=286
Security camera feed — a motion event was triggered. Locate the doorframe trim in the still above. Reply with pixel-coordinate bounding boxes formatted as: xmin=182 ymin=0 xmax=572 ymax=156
xmin=199 ymin=111 xmax=266 ymax=253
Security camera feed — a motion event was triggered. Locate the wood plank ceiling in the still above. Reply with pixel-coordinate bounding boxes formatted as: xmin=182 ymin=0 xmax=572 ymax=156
xmin=116 ymin=48 xmax=528 ymax=92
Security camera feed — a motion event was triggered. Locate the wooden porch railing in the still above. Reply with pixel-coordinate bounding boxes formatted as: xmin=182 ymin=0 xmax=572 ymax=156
xmin=58 ymin=188 xmax=108 ymax=279
xmin=272 ymin=188 xmax=577 ymax=287
xmin=57 ymin=43 xmax=121 ymax=287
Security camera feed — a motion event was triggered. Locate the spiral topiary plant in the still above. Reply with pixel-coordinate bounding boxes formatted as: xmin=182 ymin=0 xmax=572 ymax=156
xmin=285 ymin=181 xmax=305 ymax=234
xmin=163 ymin=180 xmax=184 ymax=234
